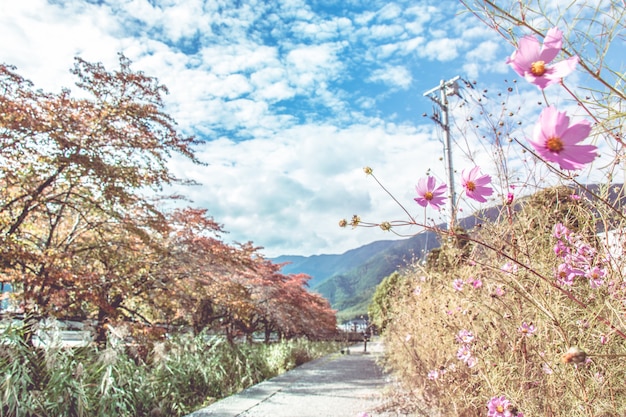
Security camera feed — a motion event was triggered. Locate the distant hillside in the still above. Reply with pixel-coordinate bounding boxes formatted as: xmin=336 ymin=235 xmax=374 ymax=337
xmin=272 ymin=239 xmax=403 ymax=289
xmin=313 ymin=231 xmax=440 ymax=321
xmin=273 ymin=231 xmax=441 ymax=321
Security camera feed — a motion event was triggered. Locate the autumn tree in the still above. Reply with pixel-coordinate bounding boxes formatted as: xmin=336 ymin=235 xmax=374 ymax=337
xmin=149 ymin=208 xmax=258 ymax=338
xmin=0 ymin=55 xmax=198 ymax=337
xmin=0 ymin=56 xmax=337 ymax=347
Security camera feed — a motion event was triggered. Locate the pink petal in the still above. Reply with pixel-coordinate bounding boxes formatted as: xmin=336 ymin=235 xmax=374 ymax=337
xmin=524 ymin=73 xmax=551 ymax=89
xmin=515 ymin=35 xmax=541 ymax=65
xmin=425 ymin=175 xmax=436 ymax=190
xmin=538 ymin=27 xmax=563 ymax=63
xmin=527 ymin=136 xmax=544 ymax=154
xmin=433 ymin=182 xmax=447 ymax=194
xmin=561 ymin=120 xmax=592 ymax=145
xmin=551 ymin=108 xmax=572 ymax=137
xmin=414 ymin=197 xmax=428 ymax=207
xmin=543 ymin=27 xmax=564 ymax=49
xmin=463 ymin=166 xmax=480 ymax=183
xmin=467 ymin=191 xmax=487 ymax=203
xmin=416 ymin=178 xmax=429 ymax=194
xmin=473 ymin=174 xmax=492 ymax=187
xmin=547 ymin=56 xmax=579 ymax=79
xmin=558 ymin=145 xmax=597 ymax=170
xmin=537 ymin=106 xmax=560 ymax=137
xmin=430 ymin=198 xmax=445 ymax=210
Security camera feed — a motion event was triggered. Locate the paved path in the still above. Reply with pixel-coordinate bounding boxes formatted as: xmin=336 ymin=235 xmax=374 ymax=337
xmin=186 ymin=339 xmax=392 ymax=417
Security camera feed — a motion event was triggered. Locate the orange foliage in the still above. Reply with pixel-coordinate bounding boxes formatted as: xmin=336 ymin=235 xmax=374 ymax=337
xmin=0 ymin=57 xmax=336 ymax=344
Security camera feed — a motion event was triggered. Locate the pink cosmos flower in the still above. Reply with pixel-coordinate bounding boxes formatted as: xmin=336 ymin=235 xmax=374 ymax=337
xmin=456 ymin=345 xmax=472 ymax=363
xmin=575 ymin=241 xmax=596 ymax=259
xmin=487 ymin=395 xmax=513 ymax=417
xmin=452 ymin=278 xmax=464 ymax=291
xmin=427 ymin=369 xmax=439 ymax=380
xmin=586 ymin=266 xmax=606 ymax=288
xmin=555 ymin=262 xmax=583 ymax=286
xmin=506 ymin=27 xmax=578 ymax=89
xmin=553 ymin=222 xmax=570 ymax=240
xmin=554 ymin=240 xmax=570 ymax=257
xmin=528 ymin=106 xmax=596 ymax=170
xmin=501 ymin=261 xmax=518 ymax=274
xmin=466 ymin=356 xmax=478 ymax=368
xmin=542 ymin=362 xmax=554 ymax=375
xmin=461 ymin=166 xmax=493 ymax=202
xmin=494 ymin=286 xmax=505 ymax=297
xmin=518 ymin=322 xmax=536 ymax=336
xmin=456 ymin=329 xmax=475 ymax=344
xmin=414 ymin=176 xmax=447 ymax=210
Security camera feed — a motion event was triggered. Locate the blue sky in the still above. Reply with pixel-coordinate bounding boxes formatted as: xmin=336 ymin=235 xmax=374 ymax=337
xmin=0 ymin=0 xmax=615 ymax=257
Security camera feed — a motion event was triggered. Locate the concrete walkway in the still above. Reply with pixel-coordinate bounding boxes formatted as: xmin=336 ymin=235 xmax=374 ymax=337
xmin=186 ymin=339 xmax=392 ymax=417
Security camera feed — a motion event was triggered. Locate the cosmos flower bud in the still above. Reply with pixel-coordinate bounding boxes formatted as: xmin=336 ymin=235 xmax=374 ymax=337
xmin=350 ymin=215 xmax=361 ymax=227
xmin=363 ymin=166 xmax=373 ymax=175
xmin=561 ymin=346 xmax=587 ymax=364
xmin=379 ymin=221 xmax=392 ymax=231
xmin=338 ymin=219 xmax=348 ymax=228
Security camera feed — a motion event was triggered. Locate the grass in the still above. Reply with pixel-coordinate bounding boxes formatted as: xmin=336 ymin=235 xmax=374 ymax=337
xmin=0 ymin=322 xmax=341 ymax=417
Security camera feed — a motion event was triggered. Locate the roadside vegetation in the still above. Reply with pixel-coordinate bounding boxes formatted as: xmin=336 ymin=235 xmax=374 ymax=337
xmin=354 ymin=1 xmax=626 ymax=415
xmin=1 ymin=320 xmax=340 ymax=417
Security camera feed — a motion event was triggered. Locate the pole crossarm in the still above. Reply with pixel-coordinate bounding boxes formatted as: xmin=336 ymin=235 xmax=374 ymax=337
xmin=422 ymin=75 xmax=461 ymax=100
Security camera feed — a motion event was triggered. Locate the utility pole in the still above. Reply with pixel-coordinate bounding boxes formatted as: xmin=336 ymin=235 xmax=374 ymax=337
xmin=423 ymin=76 xmax=460 ymax=231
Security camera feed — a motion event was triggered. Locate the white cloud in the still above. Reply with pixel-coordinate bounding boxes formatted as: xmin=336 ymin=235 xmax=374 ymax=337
xmin=369 ymin=65 xmax=413 ymax=89
xmin=376 ymin=3 xmax=403 ymax=21
xmin=0 ymin=0 xmax=123 ymax=91
xmin=369 ymin=24 xmax=405 ymax=39
xmin=199 ymin=44 xmax=279 ymax=75
xmin=292 ymin=16 xmax=354 ymax=41
xmin=421 ymin=38 xmax=466 ymax=61
xmin=404 ymin=4 xmax=439 ymax=34
xmin=466 ymin=40 xmax=500 ymax=62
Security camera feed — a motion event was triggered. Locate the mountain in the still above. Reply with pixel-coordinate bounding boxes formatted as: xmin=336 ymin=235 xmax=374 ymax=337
xmin=271 ymin=239 xmax=407 ymax=289
xmin=314 ymin=231 xmax=441 ymax=320
xmin=273 ymin=230 xmax=441 ymax=321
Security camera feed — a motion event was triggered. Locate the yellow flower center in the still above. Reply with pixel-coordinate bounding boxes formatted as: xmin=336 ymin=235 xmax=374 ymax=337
xmin=424 ymin=191 xmax=434 ymax=201
xmin=465 ymin=181 xmax=476 ymax=192
xmin=531 ymin=60 xmax=546 ymax=76
xmin=496 ymin=405 xmax=505 ymax=413
xmin=546 ymin=136 xmax=564 ymax=153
